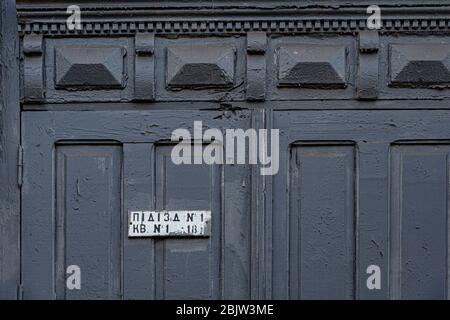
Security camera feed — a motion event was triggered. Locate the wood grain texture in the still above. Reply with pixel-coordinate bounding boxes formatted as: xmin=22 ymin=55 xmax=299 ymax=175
xmin=22 ymin=110 xmax=252 ymax=299
xmin=0 ymin=0 xmax=20 ymax=300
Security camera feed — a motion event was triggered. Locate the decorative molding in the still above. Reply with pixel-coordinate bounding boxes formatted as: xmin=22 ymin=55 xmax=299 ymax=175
xmin=18 ymin=18 xmax=450 ymax=36
xmin=17 ymin=3 xmax=450 ymax=36
xmin=277 ymin=44 xmax=347 ymax=89
xmin=23 ymin=34 xmax=44 ymax=102
xmin=54 ymin=46 xmax=126 ymax=89
xmin=246 ymin=32 xmax=267 ymax=101
xmin=134 ymin=33 xmax=155 ymax=101
xmin=356 ymin=31 xmax=379 ymax=100
xmin=389 ymin=43 xmax=450 ymax=88
xmin=166 ymin=44 xmax=235 ymax=89
xmin=17 ymin=2 xmax=450 ymax=104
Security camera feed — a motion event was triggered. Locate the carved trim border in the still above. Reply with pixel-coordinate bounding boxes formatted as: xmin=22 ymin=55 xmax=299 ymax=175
xmin=18 ymin=18 xmax=450 ymax=36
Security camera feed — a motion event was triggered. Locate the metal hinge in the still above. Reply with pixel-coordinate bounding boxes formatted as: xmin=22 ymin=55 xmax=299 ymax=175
xmin=17 ymin=284 xmax=23 ymax=300
xmin=17 ymin=145 xmax=23 ymax=188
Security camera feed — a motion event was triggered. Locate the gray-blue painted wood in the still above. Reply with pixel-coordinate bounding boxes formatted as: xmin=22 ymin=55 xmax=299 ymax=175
xmin=13 ymin=0 xmax=450 ymax=301
xmin=289 ymin=145 xmax=355 ymax=299
xmin=123 ymin=144 xmax=155 ymax=299
xmin=390 ymin=145 xmax=450 ymax=299
xmin=22 ymin=110 xmax=252 ymax=299
xmin=0 ymin=0 xmax=20 ymax=300
xmin=272 ymin=110 xmax=450 ymax=299
xmin=55 ymin=144 xmax=122 ymax=299
xmin=22 ymin=109 xmax=450 ymax=300
xmin=154 ymin=145 xmax=221 ymax=299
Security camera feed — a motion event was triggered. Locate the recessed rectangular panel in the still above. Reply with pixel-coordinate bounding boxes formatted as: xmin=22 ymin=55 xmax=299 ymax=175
xmin=278 ymin=44 xmax=347 ymax=88
xmin=166 ymin=44 xmax=235 ymax=89
xmin=391 ymin=144 xmax=450 ymax=299
xmin=155 ymin=36 xmax=246 ymax=101
xmin=55 ymin=46 xmax=125 ymax=89
xmin=41 ymin=37 xmax=134 ymax=103
xmin=154 ymin=145 xmax=220 ymax=299
xmin=290 ymin=144 xmax=355 ymax=299
xmin=389 ymin=43 xmax=450 ymax=87
xmin=267 ymin=36 xmax=356 ymax=101
xmin=56 ymin=144 xmax=122 ymax=299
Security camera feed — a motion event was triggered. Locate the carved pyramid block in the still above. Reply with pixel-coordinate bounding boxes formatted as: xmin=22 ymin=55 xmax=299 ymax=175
xmin=278 ymin=44 xmax=347 ymax=88
xmin=166 ymin=44 xmax=235 ymax=89
xmin=55 ymin=46 xmax=125 ymax=89
xmin=390 ymin=43 xmax=450 ymax=87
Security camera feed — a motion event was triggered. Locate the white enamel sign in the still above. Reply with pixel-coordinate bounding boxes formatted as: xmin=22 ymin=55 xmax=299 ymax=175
xmin=128 ymin=210 xmax=211 ymax=237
